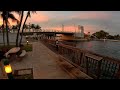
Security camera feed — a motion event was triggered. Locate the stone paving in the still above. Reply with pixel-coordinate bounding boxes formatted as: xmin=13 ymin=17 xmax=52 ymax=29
xmin=0 ymin=41 xmax=71 ymax=79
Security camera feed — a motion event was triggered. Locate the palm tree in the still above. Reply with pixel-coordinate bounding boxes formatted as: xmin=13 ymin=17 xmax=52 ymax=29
xmin=16 ymin=11 xmax=24 ymax=47
xmin=19 ymin=11 xmax=36 ymax=45
xmin=2 ymin=24 xmax=5 ymax=46
xmin=35 ymin=24 xmax=41 ymax=32
xmin=30 ymin=24 xmax=36 ymax=32
xmin=23 ymin=24 xmax=28 ymax=32
xmin=12 ymin=24 xmax=19 ymax=33
xmin=5 ymin=11 xmax=9 ymax=46
xmin=0 ymin=11 xmax=19 ymax=46
xmin=31 ymin=24 xmax=36 ymax=32
xmin=24 ymin=24 xmax=29 ymax=29
xmin=0 ymin=12 xmax=7 ymax=46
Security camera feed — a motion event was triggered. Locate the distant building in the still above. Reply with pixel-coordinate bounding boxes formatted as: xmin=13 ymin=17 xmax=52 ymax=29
xmin=80 ymin=26 xmax=84 ymax=38
xmin=75 ymin=25 xmax=84 ymax=38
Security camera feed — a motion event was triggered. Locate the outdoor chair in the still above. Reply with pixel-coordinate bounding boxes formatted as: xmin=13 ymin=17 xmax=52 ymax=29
xmin=4 ymin=47 xmax=27 ymax=62
xmin=17 ymin=50 xmax=27 ymax=61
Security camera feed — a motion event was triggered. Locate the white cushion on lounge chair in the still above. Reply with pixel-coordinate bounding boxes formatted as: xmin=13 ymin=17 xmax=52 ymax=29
xmin=19 ymin=50 xmax=26 ymax=57
xmin=7 ymin=47 xmax=20 ymax=54
xmin=4 ymin=47 xmax=20 ymax=58
xmin=5 ymin=52 xmax=9 ymax=57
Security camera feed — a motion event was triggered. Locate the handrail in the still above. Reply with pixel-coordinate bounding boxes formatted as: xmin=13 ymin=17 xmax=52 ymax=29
xmin=41 ymin=39 xmax=120 ymax=79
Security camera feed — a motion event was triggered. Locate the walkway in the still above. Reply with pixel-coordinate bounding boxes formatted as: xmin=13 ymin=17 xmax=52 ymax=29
xmin=0 ymin=41 xmax=71 ymax=79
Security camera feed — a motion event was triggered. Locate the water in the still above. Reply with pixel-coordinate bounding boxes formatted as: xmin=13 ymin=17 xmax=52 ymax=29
xmin=0 ymin=33 xmax=26 ymax=44
xmin=76 ymin=40 xmax=120 ymax=59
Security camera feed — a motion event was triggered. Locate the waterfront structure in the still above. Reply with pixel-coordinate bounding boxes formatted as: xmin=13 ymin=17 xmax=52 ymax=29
xmin=76 ymin=25 xmax=84 ymax=38
xmin=80 ymin=26 xmax=84 ymax=38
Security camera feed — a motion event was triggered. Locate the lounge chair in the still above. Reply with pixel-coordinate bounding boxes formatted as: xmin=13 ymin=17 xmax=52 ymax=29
xmin=17 ymin=50 xmax=27 ymax=61
xmin=5 ymin=47 xmax=20 ymax=58
xmin=19 ymin=50 xmax=27 ymax=57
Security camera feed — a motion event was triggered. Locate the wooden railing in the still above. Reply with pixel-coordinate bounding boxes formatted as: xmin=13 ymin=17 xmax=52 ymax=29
xmin=41 ymin=39 xmax=57 ymax=53
xmin=41 ymin=39 xmax=120 ymax=79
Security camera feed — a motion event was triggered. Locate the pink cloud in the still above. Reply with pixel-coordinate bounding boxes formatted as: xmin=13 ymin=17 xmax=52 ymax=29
xmin=84 ymin=25 xmax=100 ymax=34
xmin=26 ymin=12 xmax=49 ymax=23
xmin=71 ymin=12 xmax=111 ymax=20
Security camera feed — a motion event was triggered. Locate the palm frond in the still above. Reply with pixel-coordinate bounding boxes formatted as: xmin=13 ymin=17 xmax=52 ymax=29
xmin=27 ymin=11 xmax=31 ymax=17
xmin=8 ymin=13 xmax=19 ymax=23
xmin=14 ymin=11 xmax=23 ymax=16
xmin=27 ymin=11 xmax=36 ymax=18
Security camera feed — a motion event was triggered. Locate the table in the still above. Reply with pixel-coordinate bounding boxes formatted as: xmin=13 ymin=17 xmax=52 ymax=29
xmin=5 ymin=47 xmax=20 ymax=58
xmin=7 ymin=47 xmax=20 ymax=54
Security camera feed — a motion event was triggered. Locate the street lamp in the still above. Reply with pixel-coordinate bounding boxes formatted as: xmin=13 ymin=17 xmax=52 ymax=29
xmin=27 ymin=41 xmax=29 ymax=45
xmin=3 ymin=59 xmax=14 ymax=79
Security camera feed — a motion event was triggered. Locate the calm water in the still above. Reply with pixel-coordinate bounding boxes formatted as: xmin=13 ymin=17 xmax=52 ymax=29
xmin=76 ymin=40 xmax=120 ymax=59
xmin=0 ymin=33 xmax=26 ymax=44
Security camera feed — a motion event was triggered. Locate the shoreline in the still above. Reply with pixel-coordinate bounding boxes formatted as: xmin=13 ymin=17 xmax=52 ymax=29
xmin=63 ymin=39 xmax=120 ymax=42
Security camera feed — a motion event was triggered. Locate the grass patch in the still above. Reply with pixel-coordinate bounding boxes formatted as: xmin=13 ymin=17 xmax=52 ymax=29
xmin=23 ymin=44 xmax=32 ymax=52
xmin=0 ymin=44 xmax=32 ymax=52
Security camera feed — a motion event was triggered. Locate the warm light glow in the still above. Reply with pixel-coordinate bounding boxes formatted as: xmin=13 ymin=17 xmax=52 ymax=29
xmin=27 ymin=41 xmax=29 ymax=45
xmin=4 ymin=64 xmax=12 ymax=73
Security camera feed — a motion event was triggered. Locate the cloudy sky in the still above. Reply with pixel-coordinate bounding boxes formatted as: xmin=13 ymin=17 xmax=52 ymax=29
xmin=0 ymin=11 xmax=120 ymax=35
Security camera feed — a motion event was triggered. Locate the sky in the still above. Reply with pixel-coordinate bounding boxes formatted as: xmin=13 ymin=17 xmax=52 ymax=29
xmin=0 ymin=11 xmax=120 ymax=35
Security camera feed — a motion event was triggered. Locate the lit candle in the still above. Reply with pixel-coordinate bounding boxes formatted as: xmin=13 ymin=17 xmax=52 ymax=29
xmin=3 ymin=59 xmax=14 ymax=79
xmin=4 ymin=64 xmax=12 ymax=74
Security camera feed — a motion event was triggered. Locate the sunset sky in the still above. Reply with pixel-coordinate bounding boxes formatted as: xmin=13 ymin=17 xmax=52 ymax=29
xmin=0 ymin=11 xmax=120 ymax=35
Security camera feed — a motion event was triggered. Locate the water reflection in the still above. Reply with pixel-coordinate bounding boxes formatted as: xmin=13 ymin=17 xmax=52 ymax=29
xmin=76 ymin=41 xmax=120 ymax=59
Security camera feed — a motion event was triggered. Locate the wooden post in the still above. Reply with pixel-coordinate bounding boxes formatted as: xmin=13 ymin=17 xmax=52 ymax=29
xmin=86 ymin=57 xmax=89 ymax=74
xmin=85 ymin=53 xmax=103 ymax=78
xmin=97 ymin=60 xmax=102 ymax=79
xmin=115 ymin=65 xmax=120 ymax=79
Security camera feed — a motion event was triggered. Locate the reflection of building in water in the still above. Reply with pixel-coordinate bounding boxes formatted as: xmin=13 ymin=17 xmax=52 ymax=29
xmin=56 ymin=34 xmax=62 ymax=40
xmin=76 ymin=25 xmax=84 ymax=38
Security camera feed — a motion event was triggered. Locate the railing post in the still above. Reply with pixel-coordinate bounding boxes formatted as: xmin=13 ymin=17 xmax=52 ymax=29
xmin=114 ymin=65 xmax=120 ymax=79
xmin=85 ymin=53 xmax=103 ymax=78
xmin=86 ymin=57 xmax=89 ymax=74
xmin=97 ymin=60 xmax=102 ymax=79
xmin=80 ymin=51 xmax=85 ymax=66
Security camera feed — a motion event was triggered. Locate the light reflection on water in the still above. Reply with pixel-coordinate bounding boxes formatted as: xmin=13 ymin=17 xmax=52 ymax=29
xmin=76 ymin=41 xmax=120 ymax=59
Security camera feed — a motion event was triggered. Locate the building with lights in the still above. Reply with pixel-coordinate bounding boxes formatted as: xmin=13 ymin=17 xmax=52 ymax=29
xmin=75 ymin=25 xmax=84 ymax=38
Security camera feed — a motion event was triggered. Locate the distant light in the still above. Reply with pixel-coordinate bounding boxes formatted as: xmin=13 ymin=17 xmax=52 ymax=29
xmin=27 ymin=41 xmax=29 ymax=45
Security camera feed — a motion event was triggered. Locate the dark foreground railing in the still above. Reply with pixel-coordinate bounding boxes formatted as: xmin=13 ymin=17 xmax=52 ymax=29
xmin=41 ymin=39 xmax=120 ymax=79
